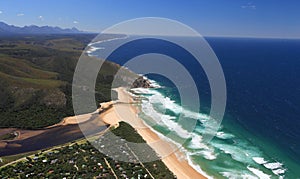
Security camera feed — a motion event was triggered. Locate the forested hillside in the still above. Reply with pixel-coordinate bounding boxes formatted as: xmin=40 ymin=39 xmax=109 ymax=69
xmin=0 ymin=34 xmax=131 ymax=129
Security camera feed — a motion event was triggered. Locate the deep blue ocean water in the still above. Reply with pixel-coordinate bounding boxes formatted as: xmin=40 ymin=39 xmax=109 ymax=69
xmin=208 ymin=37 xmax=300 ymax=159
xmin=91 ymin=36 xmax=300 ymax=178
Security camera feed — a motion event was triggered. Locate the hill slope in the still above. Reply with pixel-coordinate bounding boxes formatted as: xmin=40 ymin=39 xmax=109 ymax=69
xmin=0 ymin=34 xmax=134 ymax=129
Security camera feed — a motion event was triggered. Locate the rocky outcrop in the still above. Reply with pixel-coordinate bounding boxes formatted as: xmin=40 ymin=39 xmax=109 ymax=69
xmin=131 ymin=76 xmax=151 ymax=88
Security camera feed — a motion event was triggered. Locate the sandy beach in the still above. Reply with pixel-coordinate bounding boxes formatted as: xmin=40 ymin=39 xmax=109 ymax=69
xmin=0 ymin=87 xmax=206 ymax=178
xmin=100 ymin=87 xmax=206 ymax=179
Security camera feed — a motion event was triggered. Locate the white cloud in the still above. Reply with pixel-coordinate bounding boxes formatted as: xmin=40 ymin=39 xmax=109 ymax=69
xmin=73 ymin=20 xmax=79 ymax=24
xmin=241 ymin=3 xmax=256 ymax=10
xmin=0 ymin=11 xmax=2 ymax=14
xmin=38 ymin=15 xmax=44 ymax=21
xmin=17 ymin=13 xmax=24 ymax=16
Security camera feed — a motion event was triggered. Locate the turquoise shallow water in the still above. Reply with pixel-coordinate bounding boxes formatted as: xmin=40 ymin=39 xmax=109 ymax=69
xmin=130 ymin=85 xmax=293 ymax=178
xmin=91 ymin=36 xmax=300 ymax=178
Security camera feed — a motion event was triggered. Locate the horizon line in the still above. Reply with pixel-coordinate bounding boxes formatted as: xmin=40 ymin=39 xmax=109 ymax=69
xmin=1 ymin=21 xmax=300 ymax=40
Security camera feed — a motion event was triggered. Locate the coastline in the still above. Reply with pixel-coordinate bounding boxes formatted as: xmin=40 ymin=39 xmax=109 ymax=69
xmin=100 ymin=87 xmax=207 ymax=179
xmin=1 ymin=86 xmax=207 ymax=178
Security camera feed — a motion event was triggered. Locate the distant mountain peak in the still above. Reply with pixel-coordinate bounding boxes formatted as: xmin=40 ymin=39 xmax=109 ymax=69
xmin=0 ymin=21 xmax=84 ymax=35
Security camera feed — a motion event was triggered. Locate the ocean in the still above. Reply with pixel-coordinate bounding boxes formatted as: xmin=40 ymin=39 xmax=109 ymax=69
xmin=89 ymin=36 xmax=300 ymax=178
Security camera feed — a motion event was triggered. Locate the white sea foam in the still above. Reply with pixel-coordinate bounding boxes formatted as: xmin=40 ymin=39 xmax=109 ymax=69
xmin=140 ymin=89 xmax=215 ymax=142
xmin=141 ymin=100 xmax=191 ymax=139
xmin=185 ymin=154 xmax=214 ymax=179
xmin=193 ymin=150 xmax=217 ymax=160
xmin=86 ymin=35 xmax=128 ymax=56
xmin=161 ymin=137 xmax=213 ymax=179
xmin=136 ymin=113 xmax=213 ymax=179
xmin=133 ymin=87 xmax=288 ymax=179
xmin=149 ymin=81 xmax=161 ymax=88
xmin=132 ymin=85 xmax=290 ymax=178
xmin=211 ymin=142 xmax=262 ymax=164
xmin=86 ymin=46 xmax=104 ymax=54
xmin=161 ymin=118 xmax=191 ymax=138
xmin=252 ymin=157 xmax=268 ymax=164
xmin=140 ymin=89 xmax=219 ymax=161
xmin=132 ymin=85 xmax=289 ymax=178
xmin=142 ymin=76 xmax=162 ymax=88
xmin=216 ymin=131 xmax=235 ymax=139
xmin=188 ymin=134 xmax=213 ymax=149
xmin=262 ymin=162 xmax=286 ymax=175
xmin=185 ymin=131 xmax=218 ymax=160
xmin=272 ymin=168 xmax=286 ymax=175
xmin=188 ymin=134 xmax=206 ymax=149
xmin=247 ymin=166 xmax=271 ymax=179
xmin=215 ymin=145 xmax=286 ymax=177
xmin=183 ymin=109 xmax=210 ymax=121
xmin=141 ymin=99 xmax=173 ymax=124
xmin=131 ymin=88 xmax=158 ymax=95
xmin=263 ymin=162 xmax=283 ymax=170
xmin=148 ymin=94 xmax=179 ymax=112
xmin=127 ymin=90 xmax=138 ymax=98
xmin=133 ymin=86 xmax=211 ymax=122
xmin=88 ymin=35 xmax=128 ymax=46
xmin=143 ymin=88 xmax=210 ymax=121
xmin=221 ymin=171 xmax=258 ymax=179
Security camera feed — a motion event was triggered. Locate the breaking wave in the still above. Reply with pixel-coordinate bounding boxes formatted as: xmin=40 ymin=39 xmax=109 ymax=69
xmin=130 ymin=83 xmax=287 ymax=178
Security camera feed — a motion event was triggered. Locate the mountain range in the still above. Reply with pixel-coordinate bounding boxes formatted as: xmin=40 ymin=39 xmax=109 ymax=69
xmin=0 ymin=21 xmax=84 ymax=35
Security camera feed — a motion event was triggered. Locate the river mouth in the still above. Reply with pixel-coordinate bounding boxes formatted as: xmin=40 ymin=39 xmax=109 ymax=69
xmin=0 ymin=113 xmax=108 ymax=157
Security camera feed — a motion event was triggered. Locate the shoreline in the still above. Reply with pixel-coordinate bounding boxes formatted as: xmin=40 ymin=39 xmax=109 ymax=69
xmin=1 ymin=87 xmax=208 ymax=178
xmin=100 ymin=87 xmax=207 ymax=179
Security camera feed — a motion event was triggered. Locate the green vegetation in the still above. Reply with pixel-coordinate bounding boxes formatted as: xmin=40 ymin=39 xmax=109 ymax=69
xmin=109 ymin=122 xmax=175 ymax=178
xmin=0 ymin=34 xmax=134 ymax=129
xmin=111 ymin=121 xmax=146 ymax=143
xmin=0 ymin=122 xmax=176 ymax=178
xmin=0 ymin=132 xmax=16 ymax=140
xmin=0 ymin=151 xmax=37 ymax=167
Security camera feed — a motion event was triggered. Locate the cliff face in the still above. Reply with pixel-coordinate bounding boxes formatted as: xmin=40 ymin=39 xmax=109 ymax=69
xmin=131 ymin=76 xmax=151 ymax=88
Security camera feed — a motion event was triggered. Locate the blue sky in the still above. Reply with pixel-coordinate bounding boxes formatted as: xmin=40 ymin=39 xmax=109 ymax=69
xmin=0 ymin=0 xmax=300 ymax=38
